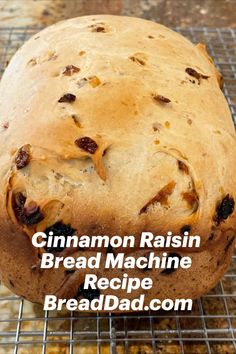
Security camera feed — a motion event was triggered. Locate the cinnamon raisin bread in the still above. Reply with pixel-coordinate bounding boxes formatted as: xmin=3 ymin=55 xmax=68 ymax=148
xmin=0 ymin=15 xmax=235 ymax=307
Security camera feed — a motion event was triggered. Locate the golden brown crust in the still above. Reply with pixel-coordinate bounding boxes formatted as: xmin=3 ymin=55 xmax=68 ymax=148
xmin=0 ymin=15 xmax=235 ymax=308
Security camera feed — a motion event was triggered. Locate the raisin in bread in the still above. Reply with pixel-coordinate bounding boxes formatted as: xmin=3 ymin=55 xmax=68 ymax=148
xmin=0 ymin=15 xmax=235 ymax=307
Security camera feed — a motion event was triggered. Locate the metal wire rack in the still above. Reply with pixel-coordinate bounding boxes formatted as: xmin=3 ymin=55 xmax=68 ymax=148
xmin=0 ymin=26 xmax=236 ymax=354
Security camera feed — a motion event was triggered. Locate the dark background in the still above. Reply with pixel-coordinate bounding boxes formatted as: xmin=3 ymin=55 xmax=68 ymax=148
xmin=0 ymin=0 xmax=235 ymax=28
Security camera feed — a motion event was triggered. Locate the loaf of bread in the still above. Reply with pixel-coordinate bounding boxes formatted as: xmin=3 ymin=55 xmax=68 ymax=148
xmin=0 ymin=15 xmax=235 ymax=307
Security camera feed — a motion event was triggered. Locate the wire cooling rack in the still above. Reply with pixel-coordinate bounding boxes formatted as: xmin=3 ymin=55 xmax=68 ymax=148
xmin=0 ymin=27 xmax=236 ymax=354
